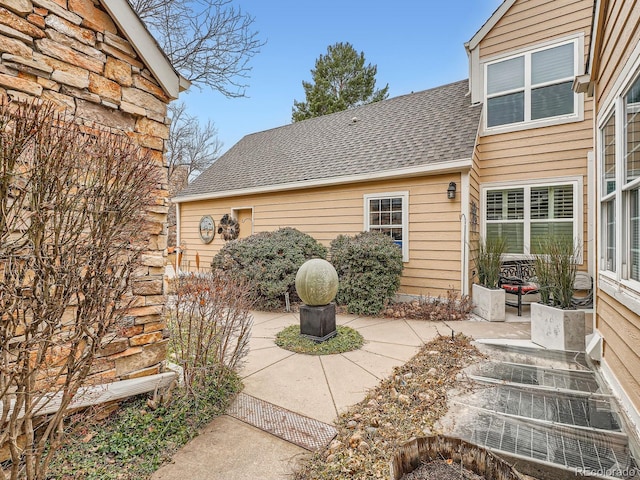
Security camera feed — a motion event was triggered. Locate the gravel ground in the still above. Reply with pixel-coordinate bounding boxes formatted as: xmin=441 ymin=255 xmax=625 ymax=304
xmin=400 ymin=459 xmax=486 ymax=480
xmin=293 ymin=334 xmax=482 ymax=480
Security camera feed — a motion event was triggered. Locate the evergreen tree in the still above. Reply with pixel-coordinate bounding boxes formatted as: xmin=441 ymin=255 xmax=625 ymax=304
xmin=292 ymin=42 xmax=389 ymax=122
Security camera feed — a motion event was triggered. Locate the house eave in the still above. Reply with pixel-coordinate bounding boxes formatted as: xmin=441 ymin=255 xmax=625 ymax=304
xmin=99 ymin=0 xmax=188 ymax=99
xmin=173 ymin=158 xmax=473 ymax=204
xmin=467 ymin=0 xmax=517 ymax=51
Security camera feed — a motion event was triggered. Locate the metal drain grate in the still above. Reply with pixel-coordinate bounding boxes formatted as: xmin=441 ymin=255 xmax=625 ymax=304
xmin=227 ymin=393 xmax=337 ymax=451
xmin=465 ymin=412 xmax=638 ymax=479
xmin=471 ymin=361 xmax=601 ymax=393
xmin=464 ymin=385 xmax=622 ymax=431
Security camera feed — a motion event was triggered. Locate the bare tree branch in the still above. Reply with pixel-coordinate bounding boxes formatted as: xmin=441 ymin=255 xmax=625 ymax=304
xmin=166 ymin=101 xmax=222 ymax=182
xmin=0 ymin=99 xmax=160 ymax=480
xmin=129 ymin=0 xmax=264 ymax=96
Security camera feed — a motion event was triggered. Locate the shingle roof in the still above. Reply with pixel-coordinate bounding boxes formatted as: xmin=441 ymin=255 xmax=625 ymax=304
xmin=175 ymin=79 xmax=481 ymax=199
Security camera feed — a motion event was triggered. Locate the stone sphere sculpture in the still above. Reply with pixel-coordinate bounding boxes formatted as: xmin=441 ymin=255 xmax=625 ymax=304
xmin=295 ymin=259 xmax=339 ymax=306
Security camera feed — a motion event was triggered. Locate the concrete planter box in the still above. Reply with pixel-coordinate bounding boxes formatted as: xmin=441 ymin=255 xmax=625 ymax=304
xmin=531 ymin=302 xmax=585 ymax=351
xmin=472 ymin=284 xmax=506 ymax=322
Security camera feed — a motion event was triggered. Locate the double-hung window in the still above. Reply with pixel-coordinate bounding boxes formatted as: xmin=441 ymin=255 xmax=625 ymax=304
xmin=484 ymin=182 xmax=579 ymax=255
xmin=364 ymin=192 xmax=409 ymax=262
xmin=600 ymin=73 xmax=640 ymax=284
xmin=485 ymin=39 xmax=580 ymax=130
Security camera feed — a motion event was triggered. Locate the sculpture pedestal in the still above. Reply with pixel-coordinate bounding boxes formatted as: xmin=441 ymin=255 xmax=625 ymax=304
xmin=300 ymin=303 xmax=337 ymax=342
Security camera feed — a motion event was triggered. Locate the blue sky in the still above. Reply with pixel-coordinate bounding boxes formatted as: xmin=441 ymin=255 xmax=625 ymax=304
xmin=181 ymin=1 xmax=503 ymax=155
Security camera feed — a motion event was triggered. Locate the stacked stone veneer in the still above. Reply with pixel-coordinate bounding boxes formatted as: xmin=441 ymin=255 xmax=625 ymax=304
xmin=0 ymin=0 xmax=171 ymax=382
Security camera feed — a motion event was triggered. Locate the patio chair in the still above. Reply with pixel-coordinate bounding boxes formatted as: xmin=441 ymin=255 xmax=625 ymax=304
xmin=571 ymin=272 xmax=593 ymax=308
xmin=498 ymin=260 xmax=540 ymax=317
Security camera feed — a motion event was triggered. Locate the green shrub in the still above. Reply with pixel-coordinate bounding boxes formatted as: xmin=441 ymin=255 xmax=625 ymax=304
xmin=211 ymin=227 xmax=327 ymax=310
xmin=330 ymin=231 xmax=404 ymax=315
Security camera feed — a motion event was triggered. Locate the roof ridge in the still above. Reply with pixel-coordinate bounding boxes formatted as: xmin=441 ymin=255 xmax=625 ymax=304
xmin=176 ymin=79 xmax=479 ymax=200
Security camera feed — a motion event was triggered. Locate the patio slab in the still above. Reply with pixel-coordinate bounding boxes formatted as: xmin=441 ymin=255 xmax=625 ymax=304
xmin=241 ymin=345 xmax=295 ymax=378
xmin=445 ymin=319 xmax=531 ymax=340
xmin=404 ymin=319 xmax=451 ymax=342
xmin=242 ymin=353 xmax=338 ymax=424
xmin=251 ymin=314 xmax=298 ymax=337
xmin=359 ymin=341 xmax=419 ymax=363
xmin=151 ymin=415 xmax=306 ymax=480
xmin=355 ymin=319 xmax=424 ymax=346
xmin=320 ymin=354 xmax=380 ymax=414
xmin=341 ymin=347 xmax=410 ymax=380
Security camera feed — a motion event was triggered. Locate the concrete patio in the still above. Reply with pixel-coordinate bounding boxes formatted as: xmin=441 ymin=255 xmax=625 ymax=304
xmin=152 ymin=310 xmax=532 ymax=480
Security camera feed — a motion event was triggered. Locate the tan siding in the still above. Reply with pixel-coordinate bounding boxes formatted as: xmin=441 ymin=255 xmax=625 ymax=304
xmin=592 ymin=0 xmax=640 ymax=417
xmin=480 ymin=0 xmax=593 ymax=59
xmin=596 ymin=291 xmax=640 ymax=409
xmin=595 ymin=0 xmax=640 ymax=106
xmin=179 ymin=174 xmax=463 ymax=297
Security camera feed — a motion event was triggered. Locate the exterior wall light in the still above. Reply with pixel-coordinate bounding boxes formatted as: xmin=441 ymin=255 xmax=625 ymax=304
xmin=447 ymin=182 xmax=457 ymax=200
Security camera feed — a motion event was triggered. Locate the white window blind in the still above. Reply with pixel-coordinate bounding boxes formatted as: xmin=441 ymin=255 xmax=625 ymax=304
xmin=485 ymin=183 xmax=577 ymax=255
xmin=485 ymin=40 xmax=577 ymax=129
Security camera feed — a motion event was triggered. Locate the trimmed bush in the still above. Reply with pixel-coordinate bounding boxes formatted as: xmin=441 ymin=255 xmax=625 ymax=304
xmin=212 ymin=227 xmax=327 ymax=310
xmin=330 ymin=231 xmax=404 ymax=315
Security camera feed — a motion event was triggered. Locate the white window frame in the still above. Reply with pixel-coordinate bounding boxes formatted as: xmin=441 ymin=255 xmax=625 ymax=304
xmin=364 ymin=191 xmax=409 ymax=262
xmin=482 ymin=35 xmax=584 ymax=135
xmin=597 ymin=55 xmax=640 ymax=300
xmin=481 ymin=178 xmax=583 ymax=261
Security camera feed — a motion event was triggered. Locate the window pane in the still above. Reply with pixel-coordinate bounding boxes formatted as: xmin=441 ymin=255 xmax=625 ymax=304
xmin=486 ymin=223 xmax=524 ymax=254
xmin=531 ymin=222 xmax=574 ymax=253
xmin=487 ymin=92 xmax=524 ymax=127
xmin=531 ymin=188 xmax=549 ymax=219
xmin=486 ymin=189 xmax=523 ymax=220
xmin=602 ymin=113 xmax=616 ymax=194
xmin=370 ymin=212 xmax=380 ymax=226
xmin=625 ymin=76 xmax=640 ymax=183
xmin=507 ymin=189 xmax=524 ymax=220
xmin=487 ymin=56 xmax=524 ymax=94
xmin=381 ymin=212 xmax=391 ymax=225
xmin=603 ymin=199 xmax=616 ymax=272
xmin=531 ymin=81 xmax=574 ymax=120
xmin=392 ymin=211 xmax=402 ymax=224
xmin=381 ymin=198 xmax=391 ymax=210
xmin=631 ymin=189 xmax=639 ymax=281
xmin=552 ymin=185 xmax=574 ymax=218
xmin=391 ymin=198 xmax=402 ymax=209
xmin=486 ymin=190 xmax=503 ymax=220
xmin=369 ymin=199 xmax=380 ymax=213
xmin=391 ymin=228 xmax=403 ymax=241
xmin=532 ymin=43 xmax=574 ymax=84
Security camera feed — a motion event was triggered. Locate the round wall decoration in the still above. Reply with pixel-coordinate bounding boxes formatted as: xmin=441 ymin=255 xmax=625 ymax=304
xmin=199 ymin=215 xmax=215 ymax=243
xmin=217 ymin=214 xmax=240 ymax=241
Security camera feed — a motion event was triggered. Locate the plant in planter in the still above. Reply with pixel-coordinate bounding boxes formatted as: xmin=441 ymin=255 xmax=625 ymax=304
xmin=531 ymin=236 xmax=585 ymax=351
xmin=472 ymin=237 xmax=507 ymax=321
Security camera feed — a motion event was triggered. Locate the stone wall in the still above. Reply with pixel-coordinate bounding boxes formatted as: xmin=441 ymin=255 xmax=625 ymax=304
xmin=0 ymin=0 xmax=171 ymax=381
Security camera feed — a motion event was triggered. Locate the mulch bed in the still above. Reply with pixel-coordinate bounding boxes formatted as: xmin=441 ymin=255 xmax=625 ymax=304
xmin=293 ymin=334 xmax=482 ymax=479
xmin=401 ymin=459 xmax=486 ymax=480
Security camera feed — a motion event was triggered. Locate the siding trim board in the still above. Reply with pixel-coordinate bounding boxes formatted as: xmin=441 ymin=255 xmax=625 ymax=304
xmin=600 ymin=276 xmax=640 ymax=317
xmin=173 ymin=158 xmax=473 ymax=203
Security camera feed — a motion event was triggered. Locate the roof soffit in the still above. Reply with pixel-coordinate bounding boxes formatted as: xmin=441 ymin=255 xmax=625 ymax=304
xmin=99 ymin=0 xmax=189 ymax=99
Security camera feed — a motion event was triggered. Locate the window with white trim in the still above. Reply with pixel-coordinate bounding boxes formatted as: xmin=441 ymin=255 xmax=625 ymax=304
xmin=600 ymin=73 xmax=640 ymax=283
xmin=364 ymin=192 xmax=409 ymax=262
xmin=485 ymin=40 xmax=579 ymax=129
xmin=484 ymin=182 xmax=578 ymax=255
